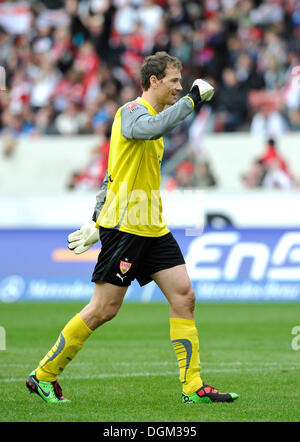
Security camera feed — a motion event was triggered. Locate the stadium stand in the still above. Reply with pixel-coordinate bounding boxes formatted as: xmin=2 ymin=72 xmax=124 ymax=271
xmin=0 ymin=133 xmax=299 ymax=197
xmin=0 ymin=0 xmax=299 ymax=189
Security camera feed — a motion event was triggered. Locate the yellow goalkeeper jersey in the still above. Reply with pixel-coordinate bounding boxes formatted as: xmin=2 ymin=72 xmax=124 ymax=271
xmin=95 ymin=95 xmax=194 ymax=237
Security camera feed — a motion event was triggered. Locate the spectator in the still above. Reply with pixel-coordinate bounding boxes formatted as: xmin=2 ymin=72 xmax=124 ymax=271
xmin=260 ymin=138 xmax=293 ymax=178
xmin=31 ymin=22 xmax=53 ymax=55
xmin=136 ymin=0 xmax=164 ymax=38
xmin=234 ymin=52 xmax=265 ymax=91
xmin=284 ymin=50 xmax=300 ymax=131
xmin=34 ymin=104 xmax=57 ymax=134
xmin=66 ymin=0 xmax=115 ymax=62
xmin=67 ymin=126 xmax=110 ymax=190
xmin=242 ymin=158 xmax=268 ymax=188
xmin=113 ymin=1 xmax=138 ymax=36
xmin=119 ymin=84 xmax=139 ymax=105
xmin=54 ymin=100 xmax=86 ymax=135
xmin=50 ymin=26 xmax=75 ymax=74
xmin=262 ymin=159 xmax=294 ymax=189
xmin=92 ymin=99 xmax=118 ymax=135
xmin=166 ymin=0 xmax=189 ymax=30
xmin=250 ymin=103 xmax=288 ymax=137
xmin=242 ymin=138 xmax=296 ymax=189
xmin=1 ymin=108 xmax=36 ymax=157
xmin=193 ymin=160 xmax=217 ymax=188
xmin=164 ymin=158 xmax=217 ymax=190
xmin=73 ymin=40 xmax=100 ymax=75
xmin=187 ymin=105 xmax=213 ymax=161
xmin=52 ymin=68 xmax=85 ymax=113
xmin=262 ymin=53 xmax=287 ymax=90
xmin=250 ymin=0 xmax=285 ymax=26
xmin=169 ymin=29 xmax=191 ymax=64
xmin=214 ymin=68 xmax=248 ymax=131
xmin=152 ymin=16 xmax=171 ymax=54
xmin=8 ymin=69 xmax=31 ymax=115
xmin=163 ymin=122 xmax=190 ymax=160
xmin=29 ymin=55 xmax=61 ymax=110
xmin=164 ymin=161 xmax=195 ymax=190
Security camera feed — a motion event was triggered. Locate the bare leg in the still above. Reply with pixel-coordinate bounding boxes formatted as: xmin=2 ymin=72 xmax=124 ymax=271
xmin=80 ymin=281 xmax=128 ymax=330
xmin=151 ymin=264 xmax=195 ymax=319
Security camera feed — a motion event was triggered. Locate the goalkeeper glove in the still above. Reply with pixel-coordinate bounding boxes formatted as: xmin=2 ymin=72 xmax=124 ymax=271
xmin=188 ymin=79 xmax=214 ymax=106
xmin=67 ymin=220 xmax=99 ymax=254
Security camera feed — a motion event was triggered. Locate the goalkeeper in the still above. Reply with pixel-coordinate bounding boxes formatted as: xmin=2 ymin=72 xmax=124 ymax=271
xmin=26 ymin=52 xmax=238 ymax=404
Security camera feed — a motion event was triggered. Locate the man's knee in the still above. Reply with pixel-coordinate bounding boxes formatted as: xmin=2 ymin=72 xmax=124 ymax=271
xmin=82 ymin=301 xmax=120 ymax=330
xmin=175 ymin=283 xmax=195 ymax=311
xmin=184 ymin=285 xmax=196 ymax=310
xmin=81 ymin=282 xmax=127 ymax=330
xmin=96 ymin=303 xmax=119 ymax=325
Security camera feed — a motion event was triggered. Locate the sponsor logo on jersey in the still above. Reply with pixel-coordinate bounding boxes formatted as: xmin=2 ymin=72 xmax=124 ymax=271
xmin=127 ymin=103 xmax=139 ymax=113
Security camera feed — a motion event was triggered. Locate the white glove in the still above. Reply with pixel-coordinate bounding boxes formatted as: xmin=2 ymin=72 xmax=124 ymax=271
xmin=191 ymin=79 xmax=215 ymax=102
xmin=68 ymin=220 xmax=99 ymax=254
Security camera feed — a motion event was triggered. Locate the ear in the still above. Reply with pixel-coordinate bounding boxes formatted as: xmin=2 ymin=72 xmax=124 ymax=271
xmin=149 ymin=75 xmax=158 ymax=88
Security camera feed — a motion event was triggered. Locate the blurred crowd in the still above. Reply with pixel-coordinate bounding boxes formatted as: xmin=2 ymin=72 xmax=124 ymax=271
xmin=242 ymin=137 xmax=300 ymax=189
xmin=0 ymin=0 xmax=299 ymax=190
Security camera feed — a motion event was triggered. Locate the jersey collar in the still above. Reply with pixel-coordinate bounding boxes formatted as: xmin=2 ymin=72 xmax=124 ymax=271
xmin=136 ymin=97 xmax=158 ymax=115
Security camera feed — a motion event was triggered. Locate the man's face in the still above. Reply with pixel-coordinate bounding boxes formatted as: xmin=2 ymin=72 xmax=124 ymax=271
xmin=152 ymin=65 xmax=183 ymax=106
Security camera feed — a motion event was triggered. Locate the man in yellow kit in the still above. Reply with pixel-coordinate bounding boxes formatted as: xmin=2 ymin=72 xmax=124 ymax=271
xmin=26 ymin=52 xmax=238 ymax=404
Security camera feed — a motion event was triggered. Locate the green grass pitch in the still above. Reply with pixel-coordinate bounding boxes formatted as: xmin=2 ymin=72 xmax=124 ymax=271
xmin=0 ymin=301 xmax=300 ymax=422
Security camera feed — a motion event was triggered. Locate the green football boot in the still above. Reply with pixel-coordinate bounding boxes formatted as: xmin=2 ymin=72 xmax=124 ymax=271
xmin=182 ymin=383 xmax=239 ymax=404
xmin=26 ymin=370 xmax=69 ymax=403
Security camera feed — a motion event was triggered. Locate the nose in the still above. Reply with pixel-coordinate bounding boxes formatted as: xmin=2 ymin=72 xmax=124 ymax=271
xmin=177 ymin=82 xmax=183 ymax=91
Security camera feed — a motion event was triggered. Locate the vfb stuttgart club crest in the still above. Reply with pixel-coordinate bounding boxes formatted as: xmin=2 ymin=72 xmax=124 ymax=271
xmin=120 ymin=259 xmax=132 ymax=274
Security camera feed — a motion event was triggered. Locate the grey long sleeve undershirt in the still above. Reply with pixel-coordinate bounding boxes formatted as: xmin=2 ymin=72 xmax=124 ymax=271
xmin=121 ymin=96 xmax=194 ymax=140
xmin=92 ymin=170 xmax=108 ymax=222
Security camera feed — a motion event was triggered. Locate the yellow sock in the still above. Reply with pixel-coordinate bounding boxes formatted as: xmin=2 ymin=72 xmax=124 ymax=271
xmin=35 ymin=313 xmax=93 ymax=382
xmin=170 ymin=317 xmax=203 ymax=395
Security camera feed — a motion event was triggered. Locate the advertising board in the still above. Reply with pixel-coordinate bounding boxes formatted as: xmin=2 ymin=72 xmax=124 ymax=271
xmin=1 ymin=228 xmax=299 ymax=302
